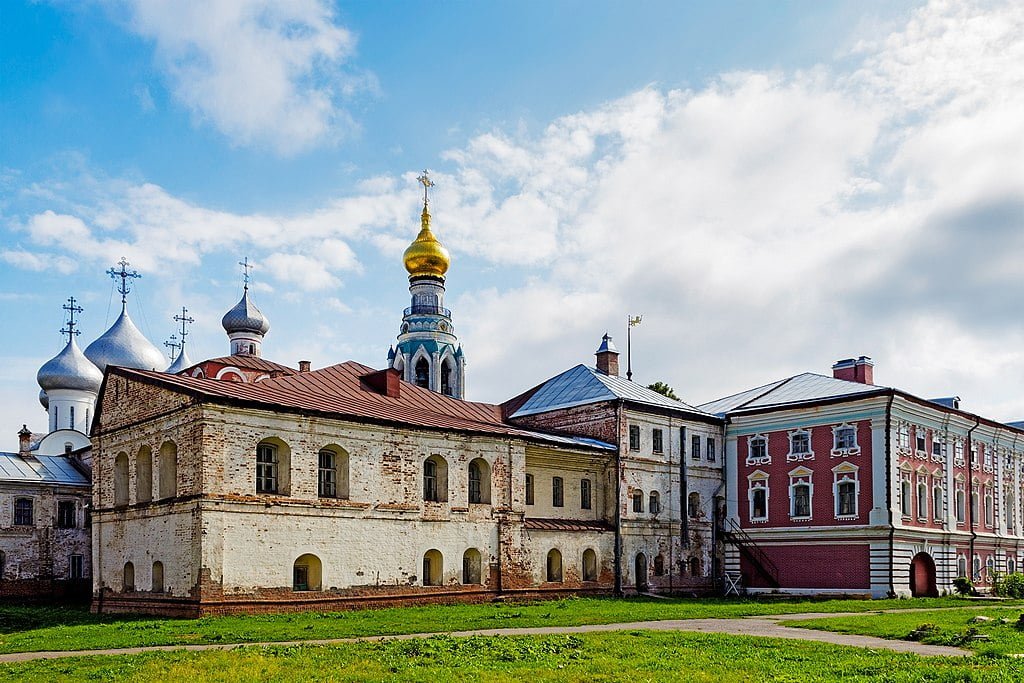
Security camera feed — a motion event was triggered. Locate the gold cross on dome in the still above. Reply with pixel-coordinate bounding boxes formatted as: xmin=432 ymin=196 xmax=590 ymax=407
xmin=417 ymin=169 xmax=434 ymax=205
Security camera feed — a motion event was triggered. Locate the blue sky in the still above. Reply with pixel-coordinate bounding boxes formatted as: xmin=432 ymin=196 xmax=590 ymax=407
xmin=2 ymin=1 xmax=1023 ymax=448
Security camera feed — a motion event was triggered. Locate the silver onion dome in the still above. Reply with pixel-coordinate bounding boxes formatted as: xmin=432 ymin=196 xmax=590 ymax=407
xmin=85 ymin=308 xmax=167 ymax=372
xmin=165 ymin=345 xmax=193 ymax=374
xmin=39 ymin=389 xmax=49 ymax=410
xmin=221 ymin=288 xmax=270 ymax=335
xmin=37 ymin=337 xmax=104 ymax=393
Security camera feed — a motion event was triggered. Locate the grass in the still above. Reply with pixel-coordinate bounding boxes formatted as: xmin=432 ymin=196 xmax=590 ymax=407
xmin=788 ymin=607 xmax=1024 ymax=656
xmin=0 ymin=595 xmax=988 ymax=655
xmin=4 ymin=631 xmax=1024 ymax=682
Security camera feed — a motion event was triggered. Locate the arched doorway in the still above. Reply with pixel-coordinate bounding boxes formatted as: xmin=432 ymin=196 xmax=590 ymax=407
xmin=909 ymin=552 xmax=937 ymax=597
xmin=635 ymin=553 xmax=648 ymax=591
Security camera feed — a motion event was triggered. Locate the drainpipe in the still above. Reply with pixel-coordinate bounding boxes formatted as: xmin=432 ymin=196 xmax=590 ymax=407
xmin=711 ymin=418 xmax=727 ymax=588
xmin=885 ymin=392 xmax=896 ymax=597
xmin=680 ymin=426 xmax=688 ymax=549
xmin=613 ymin=399 xmax=624 ymax=597
xmin=967 ymin=415 xmax=981 ymax=584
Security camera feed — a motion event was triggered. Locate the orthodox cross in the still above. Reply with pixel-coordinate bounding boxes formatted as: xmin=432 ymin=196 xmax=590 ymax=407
xmin=239 ymin=257 xmax=254 ymax=289
xmin=107 ymin=257 xmax=141 ymax=306
xmin=174 ymin=306 xmax=195 ymax=348
xmin=164 ymin=334 xmax=180 ymax=360
xmin=60 ymin=296 xmax=83 ymax=342
xmin=417 ymin=169 xmax=434 ymax=206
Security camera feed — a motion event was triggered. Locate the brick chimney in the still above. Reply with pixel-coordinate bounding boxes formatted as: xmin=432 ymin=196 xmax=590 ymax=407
xmin=360 ymin=368 xmax=401 ymax=398
xmin=298 ymin=360 xmax=311 ymax=373
xmin=18 ymin=425 xmax=32 ymax=457
xmin=595 ymin=334 xmax=620 ymax=377
xmin=832 ymin=356 xmax=874 ymax=385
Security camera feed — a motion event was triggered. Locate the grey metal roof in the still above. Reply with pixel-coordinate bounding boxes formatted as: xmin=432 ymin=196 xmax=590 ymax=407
xmin=85 ymin=306 xmax=167 ymax=372
xmin=1007 ymin=421 xmax=1024 ymax=430
xmin=222 ymin=287 xmax=270 ymax=335
xmin=165 ymin=345 xmax=193 ymax=374
xmin=698 ymin=372 xmax=883 ymax=416
xmin=37 ymin=337 xmax=103 ymax=393
xmin=0 ymin=452 xmax=89 ymax=486
xmin=511 ymin=364 xmax=712 ymax=418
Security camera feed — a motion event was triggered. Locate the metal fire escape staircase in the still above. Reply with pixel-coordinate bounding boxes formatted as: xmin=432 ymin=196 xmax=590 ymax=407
xmin=722 ymin=519 xmax=780 ymax=589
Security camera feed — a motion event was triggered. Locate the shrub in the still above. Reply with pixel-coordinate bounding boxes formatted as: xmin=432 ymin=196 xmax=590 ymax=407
xmin=953 ymin=576 xmax=974 ymax=596
xmin=993 ymin=572 xmax=1024 ymax=598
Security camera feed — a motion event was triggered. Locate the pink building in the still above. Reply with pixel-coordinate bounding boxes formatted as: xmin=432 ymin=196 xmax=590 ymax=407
xmin=701 ymin=357 xmax=1024 ymax=598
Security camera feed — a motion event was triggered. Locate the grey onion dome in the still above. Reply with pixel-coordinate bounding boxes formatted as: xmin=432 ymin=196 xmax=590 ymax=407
xmin=37 ymin=337 xmax=103 ymax=393
xmin=221 ymin=288 xmax=270 ymax=335
xmin=39 ymin=389 xmax=49 ymax=410
xmin=84 ymin=307 xmax=167 ymax=372
xmin=165 ymin=345 xmax=193 ymax=374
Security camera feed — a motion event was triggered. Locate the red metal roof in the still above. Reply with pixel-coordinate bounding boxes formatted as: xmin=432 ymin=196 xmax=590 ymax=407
xmin=188 ymin=355 xmax=297 ymax=375
xmin=107 ymin=361 xmax=614 ymax=451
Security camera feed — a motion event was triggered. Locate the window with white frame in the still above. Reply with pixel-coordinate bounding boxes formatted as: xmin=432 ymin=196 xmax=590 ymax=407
xmin=787 ymin=429 xmax=814 ymax=462
xmin=1009 ymin=557 xmax=1017 ymax=575
xmin=915 ymin=429 xmax=927 ymax=454
xmin=973 ymin=554 xmax=982 ymax=580
xmin=747 ymin=435 xmax=770 ymax=466
xmin=984 ymin=487 xmax=994 ymax=527
xmin=955 ymin=484 xmax=966 ymax=523
xmin=987 ymin=555 xmax=995 ymax=578
xmin=984 ymin=445 xmax=993 ymax=472
xmin=933 ymin=484 xmax=943 ymax=521
xmin=748 ymin=471 xmax=769 ymax=522
xmin=954 ymin=439 xmax=965 ymax=467
xmin=831 ymin=424 xmax=859 ymax=457
xmin=957 ymin=555 xmax=967 ymax=578
xmin=833 ymin=463 xmax=858 ymax=518
xmin=932 ymin=438 xmax=944 ymax=461
xmin=971 ymin=485 xmax=980 ymax=523
xmin=897 ymin=423 xmax=910 ymax=452
xmin=1006 ymin=492 xmax=1015 ymax=531
xmin=788 ymin=467 xmax=813 ymax=519
xmin=917 ymin=480 xmax=929 ymax=521
xmin=900 ymin=471 xmax=912 ymax=517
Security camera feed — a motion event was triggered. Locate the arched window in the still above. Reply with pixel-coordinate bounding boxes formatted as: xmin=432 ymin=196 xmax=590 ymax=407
xmin=1009 ymin=557 xmax=1017 ymax=575
xmin=791 ymin=483 xmax=811 ymax=518
xmin=114 ymin=452 xmax=129 ymax=506
xmin=900 ymin=480 xmax=912 ymax=516
xmin=151 ymin=561 xmax=164 ymax=592
xmin=933 ymin=486 xmax=943 ymax=520
xmin=422 ymin=549 xmax=443 ymax=586
xmin=1007 ymin=493 xmax=1016 ymax=531
xmin=688 ymin=492 xmax=701 ymax=518
xmin=462 ymin=548 xmax=482 ymax=584
xmin=546 ymin=549 xmax=563 ymax=582
xmin=653 ymin=554 xmax=665 ymax=576
xmin=123 ymin=562 xmax=135 ymax=592
xmin=632 ymin=490 xmax=644 ymax=513
xmin=468 ymin=458 xmax=490 ymax=504
xmin=582 ymin=549 xmax=598 ymax=582
xmin=255 ymin=439 xmax=290 ymax=495
xmin=971 ymin=488 xmax=980 ymax=523
xmin=69 ymin=405 xmax=75 ymax=429
xmin=689 ymin=557 xmax=702 ymax=577
xmin=984 ymin=491 xmax=994 ymax=527
xmin=318 ymin=446 xmax=349 ymax=499
xmin=440 ymin=359 xmax=453 ymax=396
xmin=956 ymin=489 xmax=966 ymax=522
xmin=136 ymin=446 xmax=152 ymax=504
xmin=973 ymin=555 xmax=982 ymax=579
xmin=293 ymin=554 xmax=322 ymax=591
xmin=158 ymin=441 xmax=177 ymax=499
xmin=649 ymin=491 xmax=661 ymax=514
xmin=957 ymin=555 xmax=968 ymax=577
xmin=917 ymin=482 xmax=928 ymax=520
xmin=423 ymin=456 xmax=448 ymax=502
xmin=415 ymin=358 xmax=430 ymax=389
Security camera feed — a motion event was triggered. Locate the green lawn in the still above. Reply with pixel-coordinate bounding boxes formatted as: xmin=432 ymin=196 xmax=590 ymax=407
xmin=4 ymin=631 xmax=1024 ymax=682
xmin=788 ymin=606 xmax=1024 ymax=657
xmin=0 ymin=596 xmax=986 ymax=655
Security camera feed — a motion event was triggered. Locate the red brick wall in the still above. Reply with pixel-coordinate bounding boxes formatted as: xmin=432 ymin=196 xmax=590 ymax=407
xmin=743 ymin=544 xmax=870 ymax=589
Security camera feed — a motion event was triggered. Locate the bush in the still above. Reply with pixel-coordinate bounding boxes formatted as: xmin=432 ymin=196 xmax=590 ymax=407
xmin=953 ymin=576 xmax=974 ymax=596
xmin=993 ymin=572 xmax=1024 ymax=598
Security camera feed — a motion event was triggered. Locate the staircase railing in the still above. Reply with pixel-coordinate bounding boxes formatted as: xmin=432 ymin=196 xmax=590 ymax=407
xmin=722 ymin=518 xmax=780 ymax=587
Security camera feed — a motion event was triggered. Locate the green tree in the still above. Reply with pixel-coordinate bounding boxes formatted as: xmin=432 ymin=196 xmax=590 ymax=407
xmin=647 ymin=381 xmax=678 ymax=400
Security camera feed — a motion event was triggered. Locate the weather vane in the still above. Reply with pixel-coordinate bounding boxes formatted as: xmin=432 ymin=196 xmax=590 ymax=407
xmin=626 ymin=314 xmax=643 ymax=382
xmin=60 ymin=296 xmax=83 ymax=342
xmin=239 ymin=257 xmax=254 ymax=289
xmin=107 ymin=257 xmax=141 ymax=306
xmin=417 ymin=169 xmax=434 ymax=207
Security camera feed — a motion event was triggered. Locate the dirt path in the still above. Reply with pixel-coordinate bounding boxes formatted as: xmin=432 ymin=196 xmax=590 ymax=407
xmin=0 ymin=612 xmax=972 ymax=663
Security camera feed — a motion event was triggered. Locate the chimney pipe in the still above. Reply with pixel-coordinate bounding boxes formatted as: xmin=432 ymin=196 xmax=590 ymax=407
xmin=595 ymin=334 xmax=620 ymax=377
xmin=832 ymin=356 xmax=874 ymax=385
xmin=298 ymin=360 xmax=311 ymax=373
xmin=18 ymin=425 xmax=32 ymax=456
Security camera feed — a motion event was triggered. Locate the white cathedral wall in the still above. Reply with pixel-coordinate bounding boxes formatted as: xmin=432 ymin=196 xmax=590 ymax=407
xmin=92 ymin=509 xmax=197 ymax=597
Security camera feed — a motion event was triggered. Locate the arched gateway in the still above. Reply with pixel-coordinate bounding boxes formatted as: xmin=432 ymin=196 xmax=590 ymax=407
xmin=909 ymin=552 xmax=938 ymax=597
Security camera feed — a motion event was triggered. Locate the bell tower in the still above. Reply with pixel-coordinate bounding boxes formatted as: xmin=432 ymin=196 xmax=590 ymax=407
xmin=388 ymin=171 xmax=465 ymax=398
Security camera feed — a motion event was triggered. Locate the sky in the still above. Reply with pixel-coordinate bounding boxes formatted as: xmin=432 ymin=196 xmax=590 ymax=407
xmin=2 ymin=0 xmax=1023 ymax=449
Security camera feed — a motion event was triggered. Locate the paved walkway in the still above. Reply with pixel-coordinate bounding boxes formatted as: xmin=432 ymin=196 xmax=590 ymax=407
xmin=0 ymin=611 xmax=972 ymax=663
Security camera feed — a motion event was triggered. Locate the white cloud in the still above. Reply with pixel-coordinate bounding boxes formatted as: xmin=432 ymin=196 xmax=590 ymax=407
xmin=1 ymin=249 xmax=77 ymax=274
xmin=113 ymin=0 xmax=372 ymax=154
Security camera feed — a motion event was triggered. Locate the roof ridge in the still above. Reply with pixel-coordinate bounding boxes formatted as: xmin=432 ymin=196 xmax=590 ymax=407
xmin=733 ymin=374 xmax=800 ymax=410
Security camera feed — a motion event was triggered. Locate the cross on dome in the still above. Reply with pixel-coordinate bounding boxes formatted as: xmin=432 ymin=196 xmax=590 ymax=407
xmin=107 ymin=257 xmax=141 ymax=307
xmin=239 ymin=257 xmax=254 ymax=290
xmin=61 ymin=296 xmax=83 ymax=342
xmin=164 ymin=334 xmax=180 ymax=359
xmin=417 ymin=169 xmax=434 ymax=207
xmin=174 ymin=306 xmax=194 ymax=346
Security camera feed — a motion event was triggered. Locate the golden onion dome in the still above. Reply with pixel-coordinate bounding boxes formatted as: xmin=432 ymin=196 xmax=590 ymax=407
xmin=403 ymin=206 xmax=450 ymax=278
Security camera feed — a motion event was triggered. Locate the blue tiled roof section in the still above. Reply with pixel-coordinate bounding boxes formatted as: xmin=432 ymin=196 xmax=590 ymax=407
xmin=512 ymin=364 xmax=712 ymax=418
xmin=699 ymin=373 xmax=883 ymax=415
xmin=0 ymin=452 xmax=89 ymax=486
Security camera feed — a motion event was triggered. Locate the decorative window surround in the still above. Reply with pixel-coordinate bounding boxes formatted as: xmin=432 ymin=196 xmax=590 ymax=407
xmin=787 ymin=429 xmax=814 ymax=462
xmin=748 ymin=470 xmax=769 ymax=523
xmin=954 ymin=440 xmax=965 ymax=468
xmin=831 ymin=423 xmax=860 ymax=458
xmin=746 ymin=434 xmax=770 ymax=467
xmin=788 ymin=466 xmax=813 ymax=520
xmin=915 ymin=428 xmax=928 ymax=458
xmin=832 ymin=462 xmax=859 ymax=520
xmin=931 ymin=439 xmax=945 ymax=463
xmin=896 ymin=423 xmax=911 ymax=456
